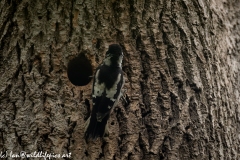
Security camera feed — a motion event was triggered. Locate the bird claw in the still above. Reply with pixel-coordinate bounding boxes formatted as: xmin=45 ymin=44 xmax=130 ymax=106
xmin=104 ymin=122 xmax=109 ymax=137
xmin=120 ymin=89 xmax=128 ymax=104
xmin=84 ymin=116 xmax=91 ymax=132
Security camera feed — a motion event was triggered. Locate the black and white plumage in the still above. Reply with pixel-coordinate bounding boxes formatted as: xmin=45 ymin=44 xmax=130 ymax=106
xmin=85 ymin=44 xmax=124 ymax=140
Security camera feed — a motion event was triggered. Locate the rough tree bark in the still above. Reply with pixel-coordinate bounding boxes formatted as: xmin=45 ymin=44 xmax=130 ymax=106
xmin=0 ymin=0 xmax=239 ymax=160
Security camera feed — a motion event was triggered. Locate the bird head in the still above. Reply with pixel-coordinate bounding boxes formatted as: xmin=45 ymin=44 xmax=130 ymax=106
xmin=104 ymin=44 xmax=123 ymax=67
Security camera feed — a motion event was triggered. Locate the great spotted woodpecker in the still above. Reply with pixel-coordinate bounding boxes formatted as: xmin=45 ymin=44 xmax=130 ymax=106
xmin=85 ymin=44 xmax=124 ymax=140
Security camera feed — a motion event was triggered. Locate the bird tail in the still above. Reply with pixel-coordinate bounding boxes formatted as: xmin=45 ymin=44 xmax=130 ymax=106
xmin=84 ymin=115 xmax=109 ymax=140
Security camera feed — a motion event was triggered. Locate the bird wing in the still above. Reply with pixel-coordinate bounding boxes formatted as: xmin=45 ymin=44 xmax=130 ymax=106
xmin=92 ymin=68 xmax=124 ymax=122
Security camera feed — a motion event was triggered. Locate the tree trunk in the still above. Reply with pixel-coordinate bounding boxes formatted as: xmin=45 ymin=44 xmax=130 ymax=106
xmin=0 ymin=0 xmax=239 ymax=159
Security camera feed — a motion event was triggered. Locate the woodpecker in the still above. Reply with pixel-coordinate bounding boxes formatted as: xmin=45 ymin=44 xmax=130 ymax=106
xmin=85 ymin=44 xmax=124 ymax=140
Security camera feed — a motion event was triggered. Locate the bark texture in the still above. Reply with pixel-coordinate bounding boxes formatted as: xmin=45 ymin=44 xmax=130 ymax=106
xmin=0 ymin=0 xmax=239 ymax=159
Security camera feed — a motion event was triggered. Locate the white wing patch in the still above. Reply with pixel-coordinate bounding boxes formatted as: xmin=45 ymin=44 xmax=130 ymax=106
xmin=106 ymin=73 xmax=121 ymax=101
xmin=93 ymin=70 xmax=122 ymax=105
xmin=93 ymin=70 xmax=105 ymax=98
